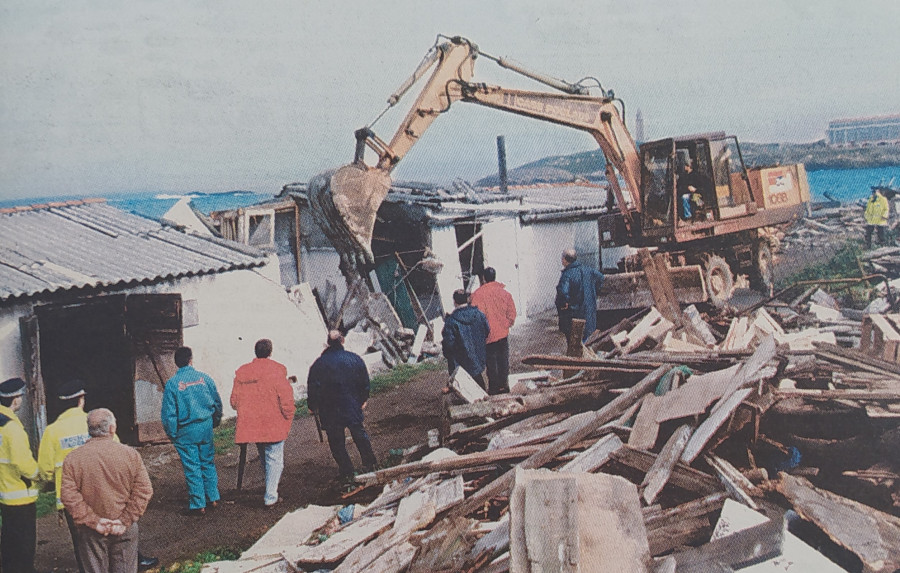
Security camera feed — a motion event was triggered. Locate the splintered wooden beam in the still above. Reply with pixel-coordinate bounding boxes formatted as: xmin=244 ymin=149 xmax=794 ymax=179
xmin=641 ymin=424 xmax=694 ymax=505
xmin=777 ymin=474 xmax=900 ymax=572
xmin=447 ymin=384 xmax=613 ymax=422
xmin=670 ymin=516 xmax=785 ymax=572
xmin=355 ymin=445 xmax=540 ymax=485
xmin=610 ymin=446 xmax=722 ymax=496
xmin=643 ymin=491 xmax=729 ymax=531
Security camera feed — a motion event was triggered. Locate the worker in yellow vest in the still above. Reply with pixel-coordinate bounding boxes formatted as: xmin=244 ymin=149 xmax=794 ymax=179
xmin=38 ymin=380 xmax=159 ymax=572
xmin=864 ymin=187 xmax=890 ymax=249
xmin=0 ymin=377 xmax=39 ymax=573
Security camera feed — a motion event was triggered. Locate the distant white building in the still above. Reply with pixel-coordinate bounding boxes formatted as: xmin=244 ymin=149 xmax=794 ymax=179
xmin=826 ymin=114 xmax=900 ymax=146
xmin=0 ymin=200 xmax=327 ymax=446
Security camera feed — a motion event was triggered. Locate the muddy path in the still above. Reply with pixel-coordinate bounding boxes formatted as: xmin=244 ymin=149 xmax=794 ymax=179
xmin=36 ymin=310 xmax=566 ymax=571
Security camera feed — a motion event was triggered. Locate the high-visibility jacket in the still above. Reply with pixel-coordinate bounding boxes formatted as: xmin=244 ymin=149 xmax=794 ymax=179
xmin=865 ymin=192 xmax=889 ymax=226
xmin=38 ymin=407 xmax=90 ymax=510
xmin=0 ymin=405 xmax=39 ymax=506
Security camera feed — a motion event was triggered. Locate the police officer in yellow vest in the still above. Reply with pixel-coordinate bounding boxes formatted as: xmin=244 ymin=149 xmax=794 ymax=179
xmin=0 ymin=377 xmax=39 ymax=573
xmin=37 ymin=380 xmax=159 ymax=572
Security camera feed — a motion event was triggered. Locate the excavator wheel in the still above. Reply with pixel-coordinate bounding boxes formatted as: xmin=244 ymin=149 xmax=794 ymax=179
xmin=704 ymin=254 xmax=734 ymax=308
xmin=749 ymin=239 xmax=775 ymax=296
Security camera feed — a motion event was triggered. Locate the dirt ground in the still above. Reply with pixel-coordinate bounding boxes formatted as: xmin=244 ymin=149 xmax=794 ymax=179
xmin=35 ymin=310 xmax=567 ymax=571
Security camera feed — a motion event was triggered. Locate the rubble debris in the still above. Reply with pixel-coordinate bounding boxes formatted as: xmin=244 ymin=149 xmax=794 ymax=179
xmin=213 ymin=256 xmax=900 ymax=572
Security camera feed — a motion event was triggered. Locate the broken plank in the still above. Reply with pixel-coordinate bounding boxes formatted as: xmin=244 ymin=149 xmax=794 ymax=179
xmin=777 ymin=474 xmax=900 ymax=573
xmin=629 ymin=393 xmax=665 ymax=450
xmin=448 ymin=384 xmax=612 ymax=422
xmin=450 ymin=366 xmax=489 ymax=404
xmin=643 ymin=491 xmax=729 ymax=531
xmin=611 ymin=446 xmax=722 ymax=496
xmin=680 ymin=388 xmax=754 ymax=464
xmin=641 ymin=424 xmax=693 ymax=505
xmin=647 ymin=516 xmax=711 ymax=558
xmin=670 ymin=515 xmax=785 ymax=572
xmin=355 ymin=445 xmax=540 ymax=486
xmin=775 ymin=388 xmax=900 ymax=401
xmin=559 ymin=433 xmax=623 ymax=473
xmin=283 ymin=513 xmax=395 ymax=565
xmin=704 ymin=453 xmax=761 ymax=510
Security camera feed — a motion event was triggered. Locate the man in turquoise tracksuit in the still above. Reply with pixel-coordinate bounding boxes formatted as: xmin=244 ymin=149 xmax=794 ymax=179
xmin=162 ymin=346 xmax=223 ymax=515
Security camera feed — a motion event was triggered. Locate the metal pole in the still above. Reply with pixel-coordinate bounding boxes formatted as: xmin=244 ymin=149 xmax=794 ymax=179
xmin=497 ymin=135 xmax=508 ymax=194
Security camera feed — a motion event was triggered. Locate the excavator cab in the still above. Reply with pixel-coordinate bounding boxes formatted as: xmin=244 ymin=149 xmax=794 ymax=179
xmin=639 ymin=135 xmax=755 ymax=242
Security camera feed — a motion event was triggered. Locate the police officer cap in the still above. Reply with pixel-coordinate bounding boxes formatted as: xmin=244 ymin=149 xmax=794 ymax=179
xmin=58 ymin=379 xmax=86 ymax=400
xmin=0 ymin=378 xmax=26 ymax=398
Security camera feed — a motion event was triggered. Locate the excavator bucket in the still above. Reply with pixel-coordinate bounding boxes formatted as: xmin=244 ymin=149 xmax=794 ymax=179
xmin=307 ymin=163 xmax=392 ymax=274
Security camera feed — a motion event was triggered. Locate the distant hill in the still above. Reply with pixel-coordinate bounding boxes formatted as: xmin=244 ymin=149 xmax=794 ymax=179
xmin=476 ymin=141 xmax=900 ymax=186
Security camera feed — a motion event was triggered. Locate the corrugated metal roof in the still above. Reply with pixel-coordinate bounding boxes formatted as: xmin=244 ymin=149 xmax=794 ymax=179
xmin=0 ymin=200 xmax=268 ymax=303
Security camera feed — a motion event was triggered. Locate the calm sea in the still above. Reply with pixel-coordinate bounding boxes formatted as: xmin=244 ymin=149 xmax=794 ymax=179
xmin=2 ymin=165 xmax=900 ymax=217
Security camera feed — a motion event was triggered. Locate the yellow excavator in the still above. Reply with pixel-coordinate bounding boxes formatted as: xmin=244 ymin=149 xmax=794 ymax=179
xmin=308 ymin=35 xmax=808 ymax=306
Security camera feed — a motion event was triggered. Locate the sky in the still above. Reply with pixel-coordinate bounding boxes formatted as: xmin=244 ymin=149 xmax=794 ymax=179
xmin=1 ymin=0 xmax=898 ymax=200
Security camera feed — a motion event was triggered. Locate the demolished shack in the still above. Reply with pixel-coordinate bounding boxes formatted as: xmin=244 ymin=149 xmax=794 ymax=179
xmin=279 ymin=180 xmax=623 ymax=328
xmin=0 ymin=199 xmax=327 ymax=446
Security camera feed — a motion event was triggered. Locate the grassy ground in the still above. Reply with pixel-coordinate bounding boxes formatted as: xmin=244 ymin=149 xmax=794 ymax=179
xmin=776 ymin=239 xmax=883 ymax=307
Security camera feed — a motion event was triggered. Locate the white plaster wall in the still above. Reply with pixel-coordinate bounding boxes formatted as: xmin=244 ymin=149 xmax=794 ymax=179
xmin=481 ymin=217 xmax=528 ymax=319
xmin=0 ymin=303 xmax=34 ymax=431
xmin=520 ymin=220 xmax=600 ymax=315
xmin=129 ymin=267 xmax=328 ymax=420
xmin=430 ymin=225 xmax=465 ymax=316
xmin=299 ymin=248 xmax=347 ymax=313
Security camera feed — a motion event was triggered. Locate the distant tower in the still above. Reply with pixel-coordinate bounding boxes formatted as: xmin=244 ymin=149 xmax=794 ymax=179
xmin=634 ymin=109 xmax=645 ymax=143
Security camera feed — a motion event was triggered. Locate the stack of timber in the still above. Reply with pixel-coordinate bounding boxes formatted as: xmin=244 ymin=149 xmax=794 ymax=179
xmin=204 ymin=289 xmax=900 ymax=572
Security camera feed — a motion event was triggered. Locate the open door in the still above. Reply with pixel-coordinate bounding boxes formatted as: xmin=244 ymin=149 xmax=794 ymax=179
xmin=19 ymin=315 xmax=45 ymax=453
xmin=126 ymin=294 xmax=182 ymax=444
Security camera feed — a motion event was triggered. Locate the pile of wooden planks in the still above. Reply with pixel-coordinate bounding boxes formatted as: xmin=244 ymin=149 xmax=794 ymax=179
xmin=203 ymin=289 xmax=900 ymax=572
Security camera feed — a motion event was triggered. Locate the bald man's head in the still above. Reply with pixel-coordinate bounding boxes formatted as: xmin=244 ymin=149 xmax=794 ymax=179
xmin=87 ymin=408 xmax=116 ymax=438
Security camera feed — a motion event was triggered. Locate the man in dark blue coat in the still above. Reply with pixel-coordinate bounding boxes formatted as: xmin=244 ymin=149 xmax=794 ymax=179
xmin=307 ymin=330 xmax=378 ymax=483
xmin=555 ymin=249 xmax=605 ymax=342
xmin=441 ymin=289 xmax=490 ymax=388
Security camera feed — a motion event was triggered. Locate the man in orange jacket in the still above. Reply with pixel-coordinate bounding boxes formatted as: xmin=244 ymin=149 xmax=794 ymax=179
xmin=471 ymin=267 xmax=517 ymax=395
xmin=231 ymin=339 xmax=295 ymax=508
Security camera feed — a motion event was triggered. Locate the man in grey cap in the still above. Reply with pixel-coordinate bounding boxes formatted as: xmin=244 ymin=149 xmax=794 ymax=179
xmin=0 ymin=377 xmax=39 ymax=573
xmin=38 ymin=380 xmax=158 ymax=572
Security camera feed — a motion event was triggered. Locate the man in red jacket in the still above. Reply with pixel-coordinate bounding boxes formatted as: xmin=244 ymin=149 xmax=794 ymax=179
xmin=470 ymin=267 xmax=517 ymax=395
xmin=231 ymin=339 xmax=295 ymax=508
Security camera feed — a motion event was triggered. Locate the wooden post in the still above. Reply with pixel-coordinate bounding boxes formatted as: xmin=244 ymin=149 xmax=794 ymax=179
xmin=237 ymin=443 xmax=247 ymax=490
xmin=564 ymin=318 xmax=586 ymax=378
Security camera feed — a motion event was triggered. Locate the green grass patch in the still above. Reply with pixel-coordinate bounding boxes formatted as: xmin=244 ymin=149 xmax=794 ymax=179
xmin=370 ymin=360 xmax=444 ymax=395
xmin=159 ymin=546 xmax=242 ymax=573
xmin=36 ymin=491 xmax=57 ymax=518
xmin=778 ymin=239 xmax=866 ymax=287
xmin=212 ymin=421 xmax=235 ymax=456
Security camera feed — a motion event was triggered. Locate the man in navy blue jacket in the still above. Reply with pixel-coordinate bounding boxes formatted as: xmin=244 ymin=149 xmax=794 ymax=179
xmin=307 ymin=330 xmax=378 ymax=483
xmin=556 ymin=249 xmax=605 ymax=342
xmin=441 ymin=289 xmax=490 ymax=389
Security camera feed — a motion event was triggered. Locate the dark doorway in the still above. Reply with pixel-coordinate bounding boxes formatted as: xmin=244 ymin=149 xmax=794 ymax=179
xmin=35 ymin=293 xmax=182 ymax=445
xmin=36 ymin=296 xmax=135 ymax=442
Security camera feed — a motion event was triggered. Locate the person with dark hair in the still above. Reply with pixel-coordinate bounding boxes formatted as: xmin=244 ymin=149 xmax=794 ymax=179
xmin=162 ymin=346 xmax=223 ymax=516
xmin=441 ymin=288 xmax=491 ymax=389
xmin=471 ymin=267 xmax=517 ymax=394
xmin=555 ymin=249 xmax=605 ymax=342
xmin=61 ymin=409 xmax=153 ymax=573
xmin=231 ymin=339 xmax=295 ymax=508
xmin=307 ymin=330 xmax=378 ymax=484
xmin=0 ymin=377 xmax=39 ymax=573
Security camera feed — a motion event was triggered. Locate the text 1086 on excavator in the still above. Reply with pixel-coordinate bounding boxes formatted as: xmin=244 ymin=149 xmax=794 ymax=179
xmin=309 ymin=35 xmax=809 ymax=307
